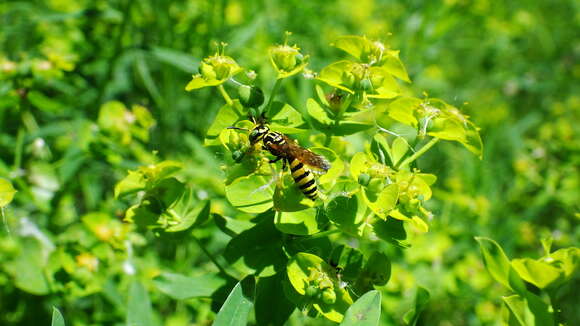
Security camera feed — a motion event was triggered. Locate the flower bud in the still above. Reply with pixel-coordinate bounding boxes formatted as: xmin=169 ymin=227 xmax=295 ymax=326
xmin=358 ymin=173 xmax=371 ymax=186
xmin=305 ymin=284 xmax=319 ymax=298
xmin=359 ymin=78 xmax=373 ymax=92
xmin=321 ymin=289 xmax=336 ymax=304
xmin=367 ymin=178 xmax=383 ymax=193
xmin=238 ymin=85 xmax=264 ymax=108
xmin=270 ymin=45 xmax=299 ymax=71
xmin=199 ymin=62 xmax=217 ymax=80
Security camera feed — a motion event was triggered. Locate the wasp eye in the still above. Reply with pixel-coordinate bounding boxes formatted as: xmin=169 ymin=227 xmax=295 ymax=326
xmin=249 ymin=129 xmax=260 ymax=142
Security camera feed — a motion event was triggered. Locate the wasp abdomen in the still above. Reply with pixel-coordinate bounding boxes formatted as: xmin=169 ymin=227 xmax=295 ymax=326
xmin=289 ymin=158 xmax=318 ymax=200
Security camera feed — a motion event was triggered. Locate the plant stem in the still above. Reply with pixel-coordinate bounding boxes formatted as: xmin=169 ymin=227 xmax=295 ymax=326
xmin=301 ymin=228 xmax=341 ymax=241
xmin=263 ymin=78 xmax=282 ymax=115
xmin=192 ymin=234 xmax=230 ymax=277
xmin=217 ymin=84 xmax=233 ymax=106
xmin=397 ymin=137 xmax=440 ymax=169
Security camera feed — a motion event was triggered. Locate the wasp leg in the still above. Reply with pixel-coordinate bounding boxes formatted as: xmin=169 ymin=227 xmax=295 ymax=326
xmin=282 ymin=159 xmax=287 ymax=171
xmin=269 ymin=156 xmax=283 ymax=164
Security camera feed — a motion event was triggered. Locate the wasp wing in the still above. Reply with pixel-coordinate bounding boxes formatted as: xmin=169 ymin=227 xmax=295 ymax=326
xmin=283 ymin=136 xmax=331 ymax=172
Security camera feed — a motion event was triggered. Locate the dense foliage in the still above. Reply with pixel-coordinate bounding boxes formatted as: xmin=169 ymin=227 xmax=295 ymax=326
xmin=1 ymin=1 xmax=578 ymax=325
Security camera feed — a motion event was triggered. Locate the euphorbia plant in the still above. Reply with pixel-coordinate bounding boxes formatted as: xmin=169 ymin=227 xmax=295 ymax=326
xmin=115 ymin=34 xmax=483 ymax=324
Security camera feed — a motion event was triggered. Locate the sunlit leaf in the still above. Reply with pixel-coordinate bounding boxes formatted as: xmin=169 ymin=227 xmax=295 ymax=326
xmin=0 ymin=178 xmax=17 ymax=207
xmin=287 ymin=252 xmax=353 ymax=322
xmin=339 ymin=290 xmax=381 ymax=326
xmin=275 ymin=208 xmax=320 ymax=235
xmin=225 ymin=175 xmax=274 ymax=213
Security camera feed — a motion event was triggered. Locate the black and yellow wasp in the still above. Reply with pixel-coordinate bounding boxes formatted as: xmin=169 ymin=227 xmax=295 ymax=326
xmin=231 ymin=124 xmax=330 ymax=200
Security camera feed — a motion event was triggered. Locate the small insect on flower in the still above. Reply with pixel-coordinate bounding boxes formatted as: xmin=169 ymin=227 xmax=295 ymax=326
xmin=229 ymin=124 xmax=330 ymax=200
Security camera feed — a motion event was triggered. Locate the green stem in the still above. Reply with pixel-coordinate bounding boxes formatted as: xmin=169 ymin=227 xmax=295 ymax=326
xmin=192 ymin=234 xmax=230 ymax=277
xmin=301 ymin=228 xmax=341 ymax=241
xmin=397 ymin=137 xmax=440 ymax=169
xmin=263 ymin=78 xmax=283 ymax=116
xmin=13 ymin=129 xmax=24 ymax=171
xmin=217 ymin=84 xmax=233 ymax=106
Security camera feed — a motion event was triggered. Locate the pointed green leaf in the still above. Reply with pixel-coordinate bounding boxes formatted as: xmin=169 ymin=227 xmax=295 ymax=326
xmin=381 ymin=50 xmax=411 ymax=82
xmin=475 ymin=237 xmax=526 ymax=293
xmin=402 ymin=287 xmax=430 ymax=326
xmin=51 ymin=307 xmax=65 ymax=326
xmin=511 ymin=258 xmax=562 ymax=290
xmin=213 ymin=280 xmax=254 ymax=326
xmin=127 ymin=281 xmax=154 ymax=326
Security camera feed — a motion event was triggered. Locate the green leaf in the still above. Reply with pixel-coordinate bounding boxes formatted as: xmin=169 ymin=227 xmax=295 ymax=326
xmin=213 ymin=279 xmax=255 ymax=326
xmin=205 ymin=101 xmax=246 ymax=146
xmin=332 ymin=35 xmax=372 ymax=60
xmin=475 ymin=237 xmax=526 ymax=293
xmin=362 ymin=183 xmax=399 ymax=219
xmin=255 ymin=273 xmax=295 ymax=326
xmin=502 ymin=295 xmax=529 ymax=326
xmin=339 ymin=290 xmax=381 ymax=326
xmin=214 ymin=214 xmax=256 ymax=237
xmin=381 ymin=50 xmax=411 ymax=83
xmin=164 ymin=197 xmax=210 ymax=233
xmin=313 ymin=147 xmax=343 ymax=188
xmin=307 ymin=98 xmax=333 ymax=126
xmin=273 ymin=175 xmax=313 ymax=212
xmin=425 ymin=99 xmax=483 ymax=158
xmin=372 ymin=218 xmax=409 ymax=248
xmin=511 ymin=258 xmax=563 ymax=290
xmin=402 ymin=287 xmax=430 ymax=326
xmin=150 ymin=46 xmax=198 ymax=73
xmin=185 ymin=75 xmax=223 ymax=91
xmin=275 ymin=208 xmax=320 ymax=235
xmin=28 ymin=91 xmax=66 ymax=113
xmin=475 ymin=237 xmax=513 ymax=289
xmin=225 ymin=175 xmax=274 ymax=213
xmin=390 ymin=137 xmax=410 ymax=167
xmin=381 ymin=97 xmax=422 ymax=128
xmin=326 ymin=194 xmax=367 ymax=236
xmin=363 ymin=252 xmax=391 ymax=286
xmin=268 ymin=102 xmax=306 ymax=134
xmin=3 ymin=238 xmax=50 ymax=295
xmin=329 ymin=245 xmax=365 ymax=281
xmin=287 ymin=252 xmax=353 ymax=322
xmin=548 ymin=247 xmax=580 ymax=285
xmin=350 ymin=152 xmax=371 ymax=183
xmin=153 ymin=272 xmax=227 ymax=299
xmin=224 ymin=214 xmax=287 ymax=276
xmin=127 ymin=281 xmax=154 ymax=326
xmin=317 ymin=61 xmax=356 ymax=93
xmin=0 ymin=178 xmax=16 ymax=207
xmin=502 ymin=293 xmax=555 ymax=326
xmin=366 ymin=67 xmax=400 ymax=99
xmin=51 ymin=307 xmax=65 ymax=326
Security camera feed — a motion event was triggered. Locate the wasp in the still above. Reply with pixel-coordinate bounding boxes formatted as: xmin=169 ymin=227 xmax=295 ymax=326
xmin=231 ymin=124 xmax=330 ymax=200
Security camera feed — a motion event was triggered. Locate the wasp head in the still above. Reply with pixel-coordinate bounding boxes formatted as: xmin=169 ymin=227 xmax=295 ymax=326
xmin=249 ymin=124 xmax=270 ymax=144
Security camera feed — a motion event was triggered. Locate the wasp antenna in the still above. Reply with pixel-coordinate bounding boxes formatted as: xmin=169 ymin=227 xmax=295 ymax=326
xmin=227 ymin=126 xmax=249 ymax=131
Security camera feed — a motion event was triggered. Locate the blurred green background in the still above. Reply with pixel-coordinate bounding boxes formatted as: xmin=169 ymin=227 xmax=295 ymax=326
xmin=0 ymin=0 xmax=578 ymax=325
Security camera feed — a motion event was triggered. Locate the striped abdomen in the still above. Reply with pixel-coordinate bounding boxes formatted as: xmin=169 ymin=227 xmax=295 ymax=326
xmin=289 ymin=157 xmax=318 ymax=200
